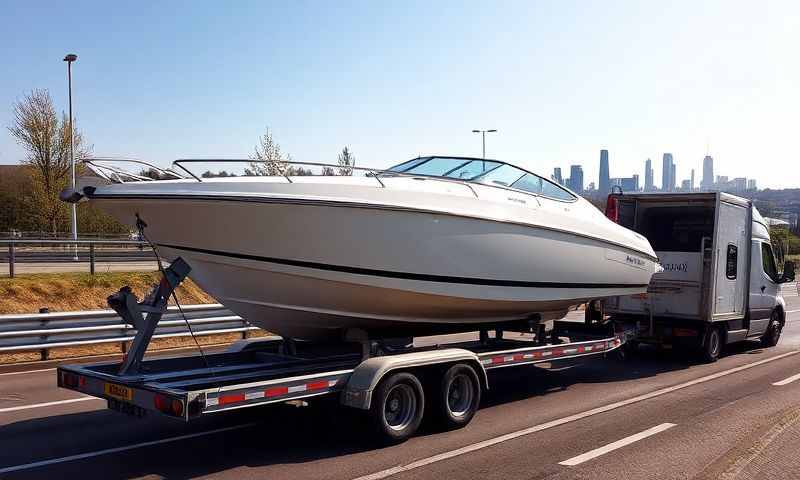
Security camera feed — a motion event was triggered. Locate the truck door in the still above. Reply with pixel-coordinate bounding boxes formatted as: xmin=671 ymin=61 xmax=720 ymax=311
xmin=749 ymin=241 xmax=780 ymax=334
xmin=712 ymin=201 xmax=749 ymax=317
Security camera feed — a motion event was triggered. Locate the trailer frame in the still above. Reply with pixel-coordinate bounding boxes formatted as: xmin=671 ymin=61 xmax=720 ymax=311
xmin=57 ymin=257 xmax=628 ymax=440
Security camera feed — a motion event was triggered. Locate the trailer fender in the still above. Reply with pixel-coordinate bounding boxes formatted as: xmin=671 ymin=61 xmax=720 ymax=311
xmin=341 ymin=348 xmax=487 ymax=410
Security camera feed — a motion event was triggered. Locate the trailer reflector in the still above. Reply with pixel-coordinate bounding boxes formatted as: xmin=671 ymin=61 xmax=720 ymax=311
xmin=265 ymin=386 xmax=289 ymax=398
xmin=218 ymin=393 xmax=246 ymax=406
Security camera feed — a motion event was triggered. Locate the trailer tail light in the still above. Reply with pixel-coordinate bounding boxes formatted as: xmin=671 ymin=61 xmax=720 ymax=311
xmin=605 ymin=195 xmax=619 ymax=223
xmin=154 ymin=394 xmax=184 ymax=417
xmin=61 ymin=372 xmax=85 ymax=389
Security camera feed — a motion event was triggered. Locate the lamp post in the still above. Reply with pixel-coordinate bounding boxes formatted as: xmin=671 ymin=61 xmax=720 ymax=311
xmin=471 ymin=129 xmax=497 ymax=159
xmin=64 ymin=53 xmax=78 ymax=260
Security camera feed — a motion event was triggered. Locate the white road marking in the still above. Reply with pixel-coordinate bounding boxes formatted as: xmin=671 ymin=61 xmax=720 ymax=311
xmin=558 ymin=423 xmax=676 ymax=466
xmin=0 ymin=368 xmax=56 ymax=377
xmin=0 ymin=423 xmax=258 ymax=474
xmin=352 ymin=350 xmax=799 ymax=480
xmin=773 ymin=372 xmax=800 ymax=386
xmin=0 ymin=397 xmax=99 ymax=413
xmin=786 ymin=309 xmax=800 ymax=314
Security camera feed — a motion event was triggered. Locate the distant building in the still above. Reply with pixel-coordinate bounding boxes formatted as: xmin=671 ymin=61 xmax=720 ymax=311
xmin=671 ymin=163 xmax=676 ymax=191
xmin=690 ymin=169 xmax=695 ymax=191
xmin=569 ymin=165 xmax=584 ymax=192
xmin=599 ymin=150 xmax=610 ymax=194
xmin=747 ymin=179 xmax=757 ymax=190
xmin=644 ymin=158 xmax=654 ymax=191
xmin=681 ymin=179 xmax=691 ymax=191
xmin=552 ymin=167 xmax=563 ymax=185
xmin=717 ymin=175 xmax=728 ymax=184
xmin=702 ymin=155 xmax=714 ymax=189
xmin=611 ymin=175 xmax=639 ymax=192
xmin=662 ymin=153 xmax=674 ymax=192
xmin=731 ymin=177 xmax=747 ymax=192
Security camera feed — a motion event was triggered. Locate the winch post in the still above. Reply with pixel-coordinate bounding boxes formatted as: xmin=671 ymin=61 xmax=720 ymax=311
xmin=110 ymin=258 xmax=191 ymax=377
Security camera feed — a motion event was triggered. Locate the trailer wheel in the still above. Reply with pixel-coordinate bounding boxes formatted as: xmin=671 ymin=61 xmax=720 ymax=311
xmin=433 ymin=363 xmax=481 ymax=430
xmin=761 ymin=311 xmax=782 ymax=348
xmin=370 ymin=372 xmax=424 ymax=443
xmin=702 ymin=326 xmax=722 ymax=363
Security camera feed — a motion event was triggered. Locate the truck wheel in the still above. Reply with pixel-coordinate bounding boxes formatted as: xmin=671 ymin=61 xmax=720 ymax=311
xmin=370 ymin=372 xmax=425 ymax=443
xmin=702 ymin=326 xmax=722 ymax=363
xmin=761 ymin=311 xmax=782 ymax=348
xmin=433 ymin=363 xmax=481 ymax=430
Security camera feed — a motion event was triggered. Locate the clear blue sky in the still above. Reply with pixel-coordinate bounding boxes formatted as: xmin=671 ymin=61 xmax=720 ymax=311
xmin=1 ymin=0 xmax=798 ymax=188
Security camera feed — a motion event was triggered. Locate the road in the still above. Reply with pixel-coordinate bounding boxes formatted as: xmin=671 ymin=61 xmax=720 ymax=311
xmin=0 ymin=283 xmax=798 ymax=479
xmin=0 ymin=261 xmax=159 ymax=275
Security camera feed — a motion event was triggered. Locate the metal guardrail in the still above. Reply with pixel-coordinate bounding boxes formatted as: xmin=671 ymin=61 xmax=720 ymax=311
xmin=0 ymin=304 xmax=258 ymax=359
xmin=1 ymin=238 xmax=154 ymax=277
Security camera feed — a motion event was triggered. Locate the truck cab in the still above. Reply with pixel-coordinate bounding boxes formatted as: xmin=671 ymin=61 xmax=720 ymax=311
xmin=603 ymin=192 xmax=795 ymax=361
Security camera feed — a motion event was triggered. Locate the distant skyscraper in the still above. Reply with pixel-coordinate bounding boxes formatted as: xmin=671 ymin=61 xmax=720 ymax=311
xmin=671 ymin=163 xmax=676 ymax=192
xmin=661 ymin=153 xmax=674 ymax=192
xmin=702 ymin=155 xmax=714 ymax=189
xmin=747 ymin=179 xmax=757 ymax=190
xmin=569 ymin=165 xmax=584 ymax=192
xmin=690 ymin=169 xmax=695 ymax=191
xmin=553 ymin=167 xmax=563 ymax=185
xmin=644 ymin=158 xmax=654 ymax=191
xmin=681 ymin=179 xmax=691 ymax=191
xmin=599 ymin=150 xmax=610 ymax=194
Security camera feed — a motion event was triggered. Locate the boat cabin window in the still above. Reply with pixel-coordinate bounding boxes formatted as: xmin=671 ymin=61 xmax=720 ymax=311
xmin=388 ymin=157 xmax=576 ymax=201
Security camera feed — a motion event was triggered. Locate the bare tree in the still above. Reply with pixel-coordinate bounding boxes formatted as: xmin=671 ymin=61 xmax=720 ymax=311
xmin=8 ymin=89 xmax=90 ymax=233
xmin=247 ymin=127 xmax=290 ymax=176
xmin=337 ymin=146 xmax=355 ymax=176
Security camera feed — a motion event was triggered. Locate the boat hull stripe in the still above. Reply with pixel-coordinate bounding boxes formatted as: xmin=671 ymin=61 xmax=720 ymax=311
xmin=157 ymin=243 xmax=649 ymax=289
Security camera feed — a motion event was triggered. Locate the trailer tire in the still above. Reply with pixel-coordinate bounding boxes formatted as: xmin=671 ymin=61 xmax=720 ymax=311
xmin=370 ymin=372 xmax=425 ymax=444
xmin=432 ymin=363 xmax=482 ymax=430
xmin=701 ymin=326 xmax=722 ymax=363
xmin=761 ymin=311 xmax=782 ymax=348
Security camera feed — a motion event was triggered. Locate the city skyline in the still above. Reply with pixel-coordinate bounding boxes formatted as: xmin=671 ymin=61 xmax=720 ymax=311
xmin=552 ymin=148 xmax=760 ymax=194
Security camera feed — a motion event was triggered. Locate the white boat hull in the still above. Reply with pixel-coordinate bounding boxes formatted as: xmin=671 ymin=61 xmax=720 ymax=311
xmin=94 ymin=192 xmax=657 ymax=339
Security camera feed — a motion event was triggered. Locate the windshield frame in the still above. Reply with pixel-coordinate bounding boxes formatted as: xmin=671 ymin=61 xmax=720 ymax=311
xmin=387 ymin=156 xmax=578 ymax=203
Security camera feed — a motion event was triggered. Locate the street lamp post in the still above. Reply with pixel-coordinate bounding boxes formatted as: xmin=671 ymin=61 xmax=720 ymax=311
xmin=471 ymin=129 xmax=497 ymax=158
xmin=64 ymin=53 xmax=78 ymax=260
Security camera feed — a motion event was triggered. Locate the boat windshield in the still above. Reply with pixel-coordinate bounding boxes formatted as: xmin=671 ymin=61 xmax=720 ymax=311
xmin=387 ymin=157 xmax=575 ymax=201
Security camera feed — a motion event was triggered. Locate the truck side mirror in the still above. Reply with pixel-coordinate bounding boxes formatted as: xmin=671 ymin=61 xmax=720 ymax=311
xmin=783 ymin=261 xmax=796 ymax=283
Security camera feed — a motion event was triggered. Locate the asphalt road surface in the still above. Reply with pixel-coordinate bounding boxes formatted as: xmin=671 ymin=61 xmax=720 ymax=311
xmin=0 ymin=283 xmax=798 ymax=480
xmin=0 ymin=261 xmax=159 ymax=275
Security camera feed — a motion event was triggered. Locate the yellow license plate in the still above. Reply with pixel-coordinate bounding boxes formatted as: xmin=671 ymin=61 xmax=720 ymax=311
xmin=104 ymin=382 xmax=133 ymax=401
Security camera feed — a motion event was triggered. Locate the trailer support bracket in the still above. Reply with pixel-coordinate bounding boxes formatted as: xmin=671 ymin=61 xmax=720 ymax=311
xmin=109 ymin=257 xmax=191 ymax=377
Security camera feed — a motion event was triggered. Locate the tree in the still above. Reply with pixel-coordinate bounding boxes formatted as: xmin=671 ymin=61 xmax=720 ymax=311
xmin=337 ymin=146 xmax=355 ymax=176
xmin=8 ymin=89 xmax=91 ymax=233
xmin=201 ymin=170 xmax=235 ymax=178
xmin=246 ymin=127 xmax=290 ymax=176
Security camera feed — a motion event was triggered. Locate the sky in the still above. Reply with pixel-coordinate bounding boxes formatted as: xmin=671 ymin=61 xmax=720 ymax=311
xmin=1 ymin=0 xmax=799 ymax=189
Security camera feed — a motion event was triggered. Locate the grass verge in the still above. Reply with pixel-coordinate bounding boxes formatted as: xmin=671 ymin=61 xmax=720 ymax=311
xmin=0 ymin=271 xmax=215 ymax=314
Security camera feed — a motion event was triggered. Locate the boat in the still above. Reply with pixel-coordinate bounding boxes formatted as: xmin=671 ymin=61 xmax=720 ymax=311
xmin=63 ymin=156 xmax=660 ymax=339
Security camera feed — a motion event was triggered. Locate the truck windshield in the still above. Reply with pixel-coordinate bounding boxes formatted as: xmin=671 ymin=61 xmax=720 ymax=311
xmin=761 ymin=243 xmax=779 ymax=282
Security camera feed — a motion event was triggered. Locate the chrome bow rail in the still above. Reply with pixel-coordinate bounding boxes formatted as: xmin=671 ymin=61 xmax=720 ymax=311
xmin=82 ymin=158 xmax=482 ymax=198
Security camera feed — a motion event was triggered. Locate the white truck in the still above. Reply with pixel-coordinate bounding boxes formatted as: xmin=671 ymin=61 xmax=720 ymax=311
xmin=602 ymin=191 xmax=795 ymax=362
